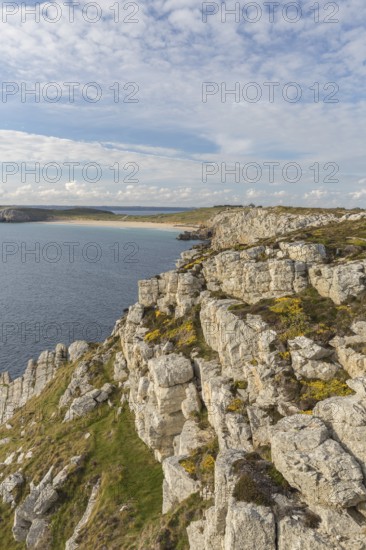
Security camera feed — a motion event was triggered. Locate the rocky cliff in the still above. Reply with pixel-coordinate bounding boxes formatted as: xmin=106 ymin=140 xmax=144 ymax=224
xmin=1 ymin=207 xmax=366 ymax=548
xmin=0 ymin=208 xmax=32 ymax=223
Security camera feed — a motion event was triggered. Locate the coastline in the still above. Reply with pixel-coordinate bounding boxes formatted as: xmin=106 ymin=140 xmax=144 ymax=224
xmin=40 ymin=219 xmax=199 ymax=232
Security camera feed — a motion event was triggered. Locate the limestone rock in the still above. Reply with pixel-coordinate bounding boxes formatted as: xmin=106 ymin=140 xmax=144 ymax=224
xmin=113 ymin=352 xmax=128 ymax=382
xmin=224 ymin=500 xmax=276 ymax=550
xmin=126 ymin=303 xmax=144 ymax=325
xmin=138 ymin=277 xmax=159 ymax=307
xmin=13 ymin=459 xmax=78 ymax=545
xmin=0 ymin=208 xmax=32 ymax=222
xmin=63 ymin=390 xmax=100 ymax=421
xmin=0 ymin=344 xmax=65 ymax=425
xmin=211 ymin=207 xmax=337 ymax=249
xmin=0 ymin=471 xmax=24 ymax=507
xmin=59 ymin=360 xmax=94 ymax=409
xmin=309 ymin=260 xmax=366 ymax=305
xmin=271 ymin=415 xmax=366 ymax=508
xmin=155 ymin=384 xmax=188 ymax=414
xmin=200 ymin=297 xmax=277 ymax=379
xmin=174 ymin=420 xmax=213 ymax=455
xmin=214 ymin=450 xmax=246 ymax=535
xmin=279 ymin=241 xmax=327 ymax=263
xmin=162 ymin=455 xmax=201 ymax=513
xmin=33 ymin=485 xmax=59 ymax=516
xmin=26 ymin=518 xmax=50 ymax=549
xmin=139 ymin=271 xmax=203 ymax=317
xmin=247 ymin=406 xmax=274 ymax=448
xmin=65 ymin=479 xmax=100 ymax=550
xmin=181 ymin=383 xmax=202 ymax=419
xmin=331 ymin=337 xmax=366 ymax=378
xmin=314 ymin=378 xmax=366 ymax=478
xmin=203 ymin=252 xmax=308 ymax=304
xmin=186 ymin=519 xmax=205 ymax=550
xmin=148 ymin=354 xmax=193 ymax=388
xmin=68 ymin=341 xmax=90 ymax=362
xmin=288 ymin=337 xmax=340 ymax=381
xmin=278 ymin=516 xmax=335 ymax=550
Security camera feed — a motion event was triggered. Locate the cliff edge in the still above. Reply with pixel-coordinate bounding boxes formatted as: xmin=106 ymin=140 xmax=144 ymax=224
xmin=0 ymin=207 xmax=366 ymax=548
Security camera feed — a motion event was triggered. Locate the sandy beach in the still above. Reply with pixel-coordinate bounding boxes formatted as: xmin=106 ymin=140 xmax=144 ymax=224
xmin=42 ymin=219 xmax=198 ymax=232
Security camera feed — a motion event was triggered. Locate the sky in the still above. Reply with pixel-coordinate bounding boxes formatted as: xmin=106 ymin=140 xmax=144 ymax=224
xmin=0 ymin=0 xmax=365 ymax=207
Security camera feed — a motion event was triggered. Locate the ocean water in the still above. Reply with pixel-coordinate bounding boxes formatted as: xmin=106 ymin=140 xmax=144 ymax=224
xmin=0 ymin=223 xmax=190 ymax=378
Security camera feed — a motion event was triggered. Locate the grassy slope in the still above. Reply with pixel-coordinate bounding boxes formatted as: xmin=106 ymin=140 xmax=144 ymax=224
xmin=0 ymin=205 xmax=365 ymax=228
xmin=0 ymin=340 xmax=164 ymax=550
xmin=0 ymin=206 xmax=227 ymax=226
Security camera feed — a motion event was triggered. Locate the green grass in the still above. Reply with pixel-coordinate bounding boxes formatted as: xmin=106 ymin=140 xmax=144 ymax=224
xmin=0 ymin=205 xmax=231 ymax=227
xmin=0 ymin=342 xmax=164 ymax=549
xmin=139 ymin=492 xmax=212 ymax=550
xmin=0 ymin=327 xmax=223 ymax=548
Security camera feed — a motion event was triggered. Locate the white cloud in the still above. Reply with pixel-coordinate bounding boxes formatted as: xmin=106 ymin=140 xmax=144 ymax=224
xmin=0 ymin=0 xmax=364 ymax=206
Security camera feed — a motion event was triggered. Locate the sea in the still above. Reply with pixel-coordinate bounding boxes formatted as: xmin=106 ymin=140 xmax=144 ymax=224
xmin=0 ymin=223 xmax=190 ymax=378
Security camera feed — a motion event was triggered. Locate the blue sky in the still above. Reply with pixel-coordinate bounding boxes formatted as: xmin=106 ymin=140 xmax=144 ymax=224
xmin=0 ymin=0 xmax=365 ymax=206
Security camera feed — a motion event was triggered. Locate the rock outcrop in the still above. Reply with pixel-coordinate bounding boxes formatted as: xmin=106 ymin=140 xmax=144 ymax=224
xmin=1 ymin=207 xmax=366 ymax=549
xmin=0 ymin=208 xmax=32 ymax=222
xmin=210 ymin=207 xmax=340 ymax=249
xmin=0 ymin=344 xmax=67 ymax=424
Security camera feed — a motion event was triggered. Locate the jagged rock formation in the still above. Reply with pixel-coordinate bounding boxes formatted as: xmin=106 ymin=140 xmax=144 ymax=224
xmin=176 ymin=226 xmax=212 ymax=241
xmin=0 ymin=344 xmax=69 ymax=424
xmin=65 ymin=479 xmax=101 ymax=550
xmin=1 ymin=207 xmax=366 ymax=548
xmin=12 ymin=457 xmax=83 ymax=547
xmin=210 ymin=206 xmax=366 ymax=249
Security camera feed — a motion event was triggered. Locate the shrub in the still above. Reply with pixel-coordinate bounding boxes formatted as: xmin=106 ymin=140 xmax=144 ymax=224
xmin=233 ymin=380 xmax=248 ymax=391
xmin=233 ymin=473 xmax=271 ymax=506
xmin=226 ymin=398 xmax=245 ymax=414
xmin=267 ymin=465 xmax=289 ymax=489
xmin=200 ymin=454 xmax=215 ymax=474
xmin=144 ymin=329 xmax=161 ymax=343
xmin=300 ymin=379 xmax=353 ymax=403
xmin=179 ymin=459 xmax=197 ymax=478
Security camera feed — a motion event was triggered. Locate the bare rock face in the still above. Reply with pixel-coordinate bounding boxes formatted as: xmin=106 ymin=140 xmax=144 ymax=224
xmin=138 ymin=270 xmax=203 ymax=317
xmin=26 ymin=518 xmax=50 ymax=549
xmin=203 ymin=251 xmax=308 ymax=304
xmin=224 ymin=501 xmax=276 ymax=550
xmin=65 ymin=479 xmax=100 ymax=550
xmin=211 ymin=208 xmax=338 ymax=250
xmin=314 ymin=378 xmax=366 ymax=478
xmin=288 ymin=336 xmax=341 ymax=381
xmin=186 ymin=519 xmax=206 ymax=550
xmin=0 ymin=344 xmax=67 ymax=424
xmin=200 ymin=297 xmax=277 ymax=380
xmin=0 ymin=472 xmax=24 ymax=507
xmin=271 ymin=415 xmax=366 ymax=508
xmin=12 ymin=457 xmax=82 ymax=547
xmin=149 ymin=354 xmax=193 ymax=388
xmin=278 ymin=241 xmax=327 ymax=263
xmin=173 ymin=420 xmax=213 ymax=456
xmin=68 ymin=340 xmax=90 ymax=362
xmin=162 ymin=455 xmax=201 ymax=513
xmin=277 ymin=517 xmax=336 ymax=550
xmin=308 ymin=260 xmax=366 ymax=305
xmin=126 ymin=353 xmax=195 ymax=461
xmin=113 ymin=352 xmax=128 ymax=382
xmin=331 ymin=336 xmax=366 ymax=378
xmin=63 ymin=383 xmax=114 ymax=422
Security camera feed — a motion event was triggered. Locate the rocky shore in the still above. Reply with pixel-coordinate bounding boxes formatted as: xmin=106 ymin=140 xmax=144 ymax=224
xmin=1 ymin=206 xmax=366 ymax=548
